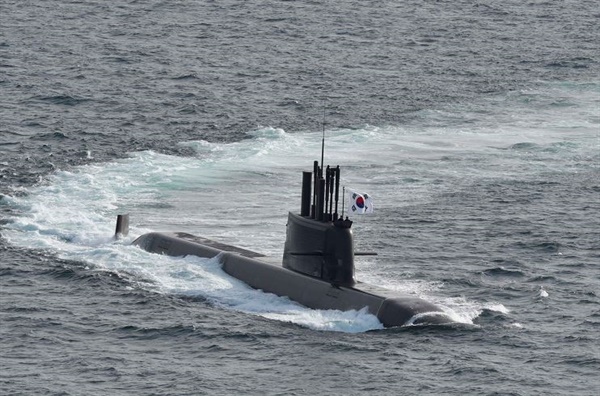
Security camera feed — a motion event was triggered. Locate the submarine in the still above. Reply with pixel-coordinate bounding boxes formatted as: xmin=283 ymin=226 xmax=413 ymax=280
xmin=117 ymin=159 xmax=455 ymax=327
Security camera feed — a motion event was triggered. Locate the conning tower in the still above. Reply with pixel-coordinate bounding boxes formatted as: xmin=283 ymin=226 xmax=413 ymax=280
xmin=282 ymin=161 xmax=356 ymax=286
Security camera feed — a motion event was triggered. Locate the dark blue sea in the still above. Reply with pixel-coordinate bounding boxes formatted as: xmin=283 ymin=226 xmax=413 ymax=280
xmin=1 ymin=1 xmax=599 ymax=395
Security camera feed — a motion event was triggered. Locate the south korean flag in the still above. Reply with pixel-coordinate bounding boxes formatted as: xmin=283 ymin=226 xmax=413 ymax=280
xmin=347 ymin=188 xmax=374 ymax=215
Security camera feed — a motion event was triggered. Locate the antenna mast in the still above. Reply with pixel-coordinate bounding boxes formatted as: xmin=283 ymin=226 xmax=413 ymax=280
xmin=320 ymin=101 xmax=325 ymax=169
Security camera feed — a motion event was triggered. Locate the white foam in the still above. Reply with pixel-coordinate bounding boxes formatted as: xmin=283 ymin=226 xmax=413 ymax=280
xmin=484 ymin=303 xmax=510 ymax=314
xmin=261 ymin=306 xmax=384 ymax=333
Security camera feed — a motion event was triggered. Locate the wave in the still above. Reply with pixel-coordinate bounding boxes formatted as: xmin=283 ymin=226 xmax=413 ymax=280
xmin=29 ymin=94 xmax=92 ymax=107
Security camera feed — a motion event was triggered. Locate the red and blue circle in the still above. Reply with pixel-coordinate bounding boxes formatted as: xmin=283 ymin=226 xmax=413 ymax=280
xmin=355 ymin=196 xmax=365 ymax=208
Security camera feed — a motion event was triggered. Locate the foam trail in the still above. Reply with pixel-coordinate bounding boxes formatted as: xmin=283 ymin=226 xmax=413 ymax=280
xmin=0 ymin=125 xmax=501 ymax=328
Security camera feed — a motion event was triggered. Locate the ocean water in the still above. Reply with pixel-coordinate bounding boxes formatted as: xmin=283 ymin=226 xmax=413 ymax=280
xmin=1 ymin=1 xmax=599 ymax=395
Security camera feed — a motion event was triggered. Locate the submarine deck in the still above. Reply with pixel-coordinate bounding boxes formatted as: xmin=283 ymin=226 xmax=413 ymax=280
xmin=174 ymin=232 xmax=266 ymax=258
xmin=173 ymin=232 xmax=402 ymax=301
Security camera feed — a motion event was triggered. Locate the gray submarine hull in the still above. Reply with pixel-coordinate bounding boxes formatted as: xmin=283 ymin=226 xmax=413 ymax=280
xmin=126 ymin=160 xmax=455 ymax=328
xmin=132 ymin=229 xmax=453 ymax=327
